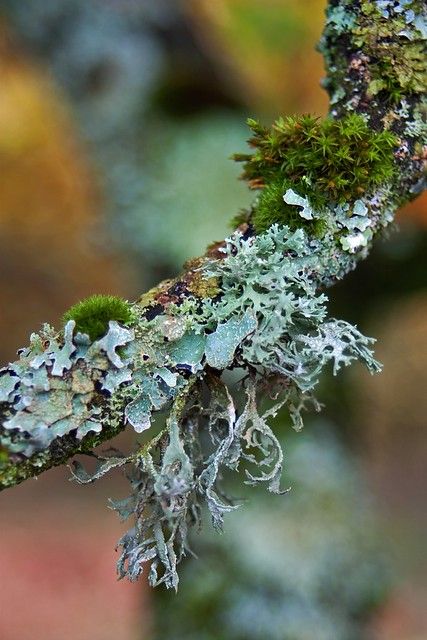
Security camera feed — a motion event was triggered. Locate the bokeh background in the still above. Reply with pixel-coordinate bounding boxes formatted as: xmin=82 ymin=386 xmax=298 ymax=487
xmin=0 ymin=1 xmax=425 ymax=639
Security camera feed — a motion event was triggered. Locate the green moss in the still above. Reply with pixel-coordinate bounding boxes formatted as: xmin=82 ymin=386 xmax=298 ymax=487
xmin=229 ymin=208 xmax=252 ymax=229
xmin=234 ymin=113 xmax=397 ymax=233
xmin=187 ymin=273 xmax=220 ymax=299
xmin=354 ymin=1 xmax=426 ymax=101
xmin=62 ymin=294 xmax=133 ymax=341
xmin=252 ymin=177 xmax=327 ymax=236
xmin=0 ymin=446 xmax=9 ymax=466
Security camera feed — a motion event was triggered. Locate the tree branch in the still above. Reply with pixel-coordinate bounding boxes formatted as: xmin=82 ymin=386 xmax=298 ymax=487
xmin=0 ymin=0 xmax=425 ymax=587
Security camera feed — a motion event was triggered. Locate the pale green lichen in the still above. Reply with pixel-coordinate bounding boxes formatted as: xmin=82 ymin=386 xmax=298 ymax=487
xmin=201 ymin=225 xmax=380 ymax=393
xmin=205 ymin=312 xmax=257 ymax=370
xmin=0 ymin=218 xmax=383 ymax=585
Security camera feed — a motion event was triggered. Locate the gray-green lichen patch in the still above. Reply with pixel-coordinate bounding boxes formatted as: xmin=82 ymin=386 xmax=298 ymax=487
xmin=0 ymin=190 xmax=401 ymax=588
xmin=205 ymin=312 xmax=257 ymax=370
xmin=0 ymin=296 xmax=265 ymax=460
xmin=99 ymin=219 xmax=384 ymax=591
xmin=113 ymin=376 xmax=288 ymax=588
xmin=283 ymin=188 xmax=317 ymax=221
xmin=93 ymin=321 xmax=134 ymax=369
xmin=101 ymin=368 xmax=132 ymax=394
xmin=124 ymin=375 xmax=172 ymax=433
xmin=70 ymin=454 xmax=128 ymax=484
xmin=0 ymin=373 xmax=18 ymax=402
xmin=201 ymin=224 xmax=380 ymax=393
xmin=166 ymin=332 xmax=206 ymax=373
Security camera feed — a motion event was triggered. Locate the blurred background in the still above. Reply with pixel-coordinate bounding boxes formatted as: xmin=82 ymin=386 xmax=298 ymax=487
xmin=0 ymin=1 xmax=425 ymax=638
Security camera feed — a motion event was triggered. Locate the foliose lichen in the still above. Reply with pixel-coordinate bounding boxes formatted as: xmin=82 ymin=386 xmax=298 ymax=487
xmin=0 ymin=215 xmax=384 ymax=585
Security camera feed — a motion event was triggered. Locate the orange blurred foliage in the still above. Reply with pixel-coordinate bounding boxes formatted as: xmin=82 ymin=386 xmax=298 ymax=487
xmin=0 ymin=23 xmax=132 ymax=361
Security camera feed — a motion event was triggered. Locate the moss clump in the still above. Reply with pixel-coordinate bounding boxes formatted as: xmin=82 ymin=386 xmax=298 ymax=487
xmin=234 ymin=113 xmax=397 ymax=233
xmin=253 ymin=177 xmax=327 ymax=236
xmin=62 ymin=294 xmax=133 ymax=341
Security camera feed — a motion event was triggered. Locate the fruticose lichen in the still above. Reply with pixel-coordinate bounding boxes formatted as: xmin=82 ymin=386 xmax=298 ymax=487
xmin=0 ymin=221 xmax=381 ymax=587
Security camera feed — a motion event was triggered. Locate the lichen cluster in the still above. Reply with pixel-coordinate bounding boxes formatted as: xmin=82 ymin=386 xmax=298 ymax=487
xmin=155 ymin=429 xmax=391 ymax=640
xmin=355 ymin=0 xmax=426 ymax=101
xmin=320 ymin=0 xmax=427 ymax=110
xmin=0 ymin=0 xmax=425 ymax=589
xmin=0 ymin=320 xmax=134 ymax=457
xmin=201 ymin=225 xmax=380 ymax=398
xmin=0 ymin=222 xmax=381 ymax=586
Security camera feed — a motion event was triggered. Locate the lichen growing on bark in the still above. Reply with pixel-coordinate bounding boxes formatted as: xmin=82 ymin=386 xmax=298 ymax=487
xmin=0 ymin=0 xmax=425 ymax=589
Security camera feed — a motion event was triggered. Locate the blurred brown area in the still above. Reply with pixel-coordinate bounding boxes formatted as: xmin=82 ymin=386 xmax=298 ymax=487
xmin=0 ymin=24 xmax=144 ymax=638
xmin=358 ymin=295 xmax=427 ymax=564
xmin=0 ymin=23 xmax=134 ymax=364
xmin=0 ymin=457 xmax=149 ymax=640
xmin=355 ymin=294 xmax=427 ymax=640
xmin=399 ymin=192 xmax=427 ymax=226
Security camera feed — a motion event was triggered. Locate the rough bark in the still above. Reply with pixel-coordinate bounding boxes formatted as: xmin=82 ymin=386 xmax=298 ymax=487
xmin=0 ymin=1 xmax=425 ymax=575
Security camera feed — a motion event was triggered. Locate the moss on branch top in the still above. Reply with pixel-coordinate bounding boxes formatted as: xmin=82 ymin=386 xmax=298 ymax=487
xmin=233 ymin=113 xmax=397 ymax=233
xmin=62 ymin=294 xmax=133 ymax=341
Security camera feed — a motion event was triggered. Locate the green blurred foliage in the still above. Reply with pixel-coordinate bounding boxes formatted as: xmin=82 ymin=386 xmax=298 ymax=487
xmin=120 ymin=113 xmax=253 ymax=273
